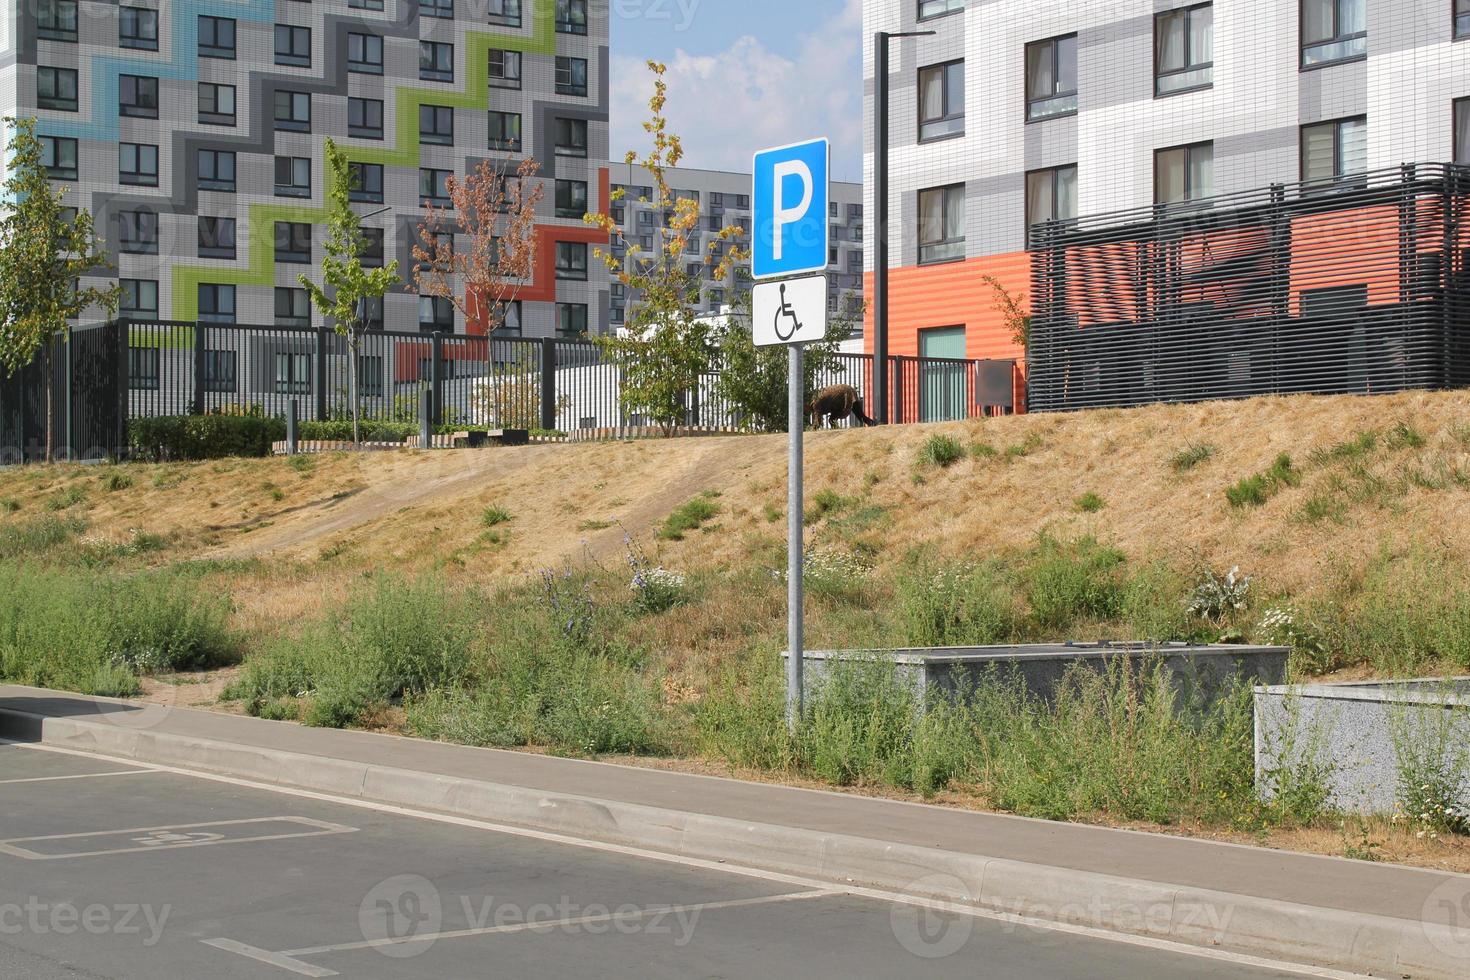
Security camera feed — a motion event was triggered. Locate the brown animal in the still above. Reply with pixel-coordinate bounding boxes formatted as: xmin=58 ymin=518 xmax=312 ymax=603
xmin=807 ymin=384 xmax=876 ymax=429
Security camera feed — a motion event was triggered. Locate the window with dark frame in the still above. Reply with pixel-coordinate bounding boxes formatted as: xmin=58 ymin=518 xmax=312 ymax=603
xmin=37 ymin=67 xmax=79 ymax=111
xmin=419 ymin=105 xmax=455 ymax=145
xmin=275 ymin=287 xmax=311 ymax=328
xmin=557 ymin=303 xmax=588 ymax=337
xmin=274 ymin=24 xmax=311 ymax=67
xmin=199 ymin=82 xmax=236 ymax=125
xmin=117 ymin=210 xmax=158 ymax=254
xmin=489 ymin=110 xmax=522 ymax=151
xmin=1301 ymin=0 xmax=1365 ymax=68
xmin=274 ymin=156 xmax=311 ymax=198
xmin=1301 ymin=116 xmax=1366 ymax=183
xmin=348 ymin=33 xmax=383 ymax=74
xmin=1025 ymin=34 xmax=1077 ymax=122
xmin=489 ymin=49 xmax=522 ymax=89
xmin=37 ymin=0 xmax=78 ymax=42
xmin=918 ymin=184 xmax=965 ymax=264
xmin=119 ymin=7 xmax=158 ymax=50
xmin=274 ymin=221 xmax=312 ymax=264
xmin=493 ymin=300 xmax=522 ymax=337
xmin=1154 ymin=141 xmax=1214 ymax=204
xmin=419 ymin=0 xmax=453 ymax=18
xmin=556 ymin=241 xmax=588 ymax=280
xmin=203 ymin=351 xmax=238 ymax=393
xmin=555 ymin=117 xmax=588 ymax=157
xmin=128 ymin=347 xmax=160 ymax=391
xmin=349 ymin=97 xmax=384 ymax=139
xmin=119 ymin=75 xmax=159 ymax=118
xmin=420 ymin=168 xmax=452 ymax=204
xmin=918 ymin=0 xmax=964 ymax=20
xmin=1156 ymin=3 xmax=1213 ymax=96
xmin=1025 ymin=164 xmax=1077 ymax=245
xmin=419 ymin=295 xmax=454 ymax=331
xmin=1458 ymin=0 xmax=1470 ymax=39
xmin=358 ymin=355 xmax=384 ymax=397
xmin=556 ymin=56 xmax=589 ymax=97
xmin=1456 ymin=98 xmax=1470 ymax=165
xmin=198 ymin=149 xmax=236 ymax=192
xmin=919 ymin=60 xmax=965 ymax=141
xmin=556 ymin=179 xmax=588 ymax=218
xmin=360 ymin=227 xmax=385 ymax=268
xmin=198 ymin=16 xmax=236 ymax=58
xmin=1301 ymin=284 xmax=1368 ymax=317
xmin=348 ymin=0 xmax=384 ymax=9
xmin=420 ymin=41 xmax=454 ymax=82
xmin=119 ymin=142 xmax=158 ymax=186
xmin=274 ymin=351 xmax=311 ymax=393
xmin=274 ymin=90 xmax=311 ymax=132
xmin=120 ymin=279 xmax=159 ymax=319
xmin=350 ymin=162 xmax=384 ymax=203
xmin=198 ymin=216 xmax=236 ymax=259
xmin=557 ymin=0 xmax=588 ymax=34
xmin=199 ymin=283 xmax=236 ymax=323
xmin=488 ymin=0 xmax=521 ymax=26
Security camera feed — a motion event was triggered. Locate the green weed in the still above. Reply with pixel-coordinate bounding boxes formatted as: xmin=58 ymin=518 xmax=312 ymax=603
xmin=1170 ymin=443 xmax=1217 ymax=472
xmin=1226 ymin=454 xmax=1300 ymax=508
xmin=659 ymin=496 xmax=720 ymax=540
xmin=1075 ymin=492 xmax=1105 ymax=513
xmin=482 ymin=505 xmax=513 ymax=528
xmin=917 ymin=434 xmax=965 ymax=469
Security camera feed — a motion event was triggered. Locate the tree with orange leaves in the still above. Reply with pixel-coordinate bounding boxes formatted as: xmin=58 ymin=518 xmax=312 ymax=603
xmin=584 ymin=61 xmax=748 ymax=436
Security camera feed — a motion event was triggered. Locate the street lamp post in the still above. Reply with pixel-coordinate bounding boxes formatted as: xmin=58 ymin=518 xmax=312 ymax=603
xmin=872 ymin=29 xmax=935 ymax=425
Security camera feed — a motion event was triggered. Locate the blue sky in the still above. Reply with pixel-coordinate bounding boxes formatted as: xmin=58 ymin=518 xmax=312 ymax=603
xmin=610 ymin=0 xmax=864 ymax=182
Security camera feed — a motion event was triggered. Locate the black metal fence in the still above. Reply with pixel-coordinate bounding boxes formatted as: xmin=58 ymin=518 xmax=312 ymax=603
xmin=3 ymin=320 xmax=1016 ymax=461
xmin=1028 ymin=162 xmax=1470 ymax=412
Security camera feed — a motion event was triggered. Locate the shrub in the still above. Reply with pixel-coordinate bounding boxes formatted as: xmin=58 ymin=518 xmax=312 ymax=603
xmin=1226 ymin=454 xmax=1299 ymax=508
xmin=917 ymin=434 xmax=965 ymax=469
xmin=1170 ymin=443 xmax=1217 ymax=472
xmin=99 ymin=470 xmax=134 ymax=492
xmin=1388 ymin=691 xmax=1470 ymax=838
xmin=626 ymin=539 xmax=688 ymax=615
xmin=896 ymin=556 xmax=1017 ymax=647
xmin=1187 ymin=566 xmax=1252 ymax=624
xmin=297 ymin=419 xmax=419 ymax=443
xmin=659 ymin=495 xmax=720 ymax=540
xmin=1075 ymin=492 xmax=1105 ymax=513
xmin=1023 ymin=534 xmax=1128 ymax=633
xmin=128 ymin=414 xmax=287 ymax=461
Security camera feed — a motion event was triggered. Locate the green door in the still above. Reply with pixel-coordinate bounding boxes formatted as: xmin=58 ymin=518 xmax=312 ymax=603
xmin=919 ymin=327 xmax=967 ymax=422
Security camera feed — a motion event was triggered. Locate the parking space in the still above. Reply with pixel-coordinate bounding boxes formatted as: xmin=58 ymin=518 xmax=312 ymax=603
xmin=0 ymin=742 xmax=1335 ymax=979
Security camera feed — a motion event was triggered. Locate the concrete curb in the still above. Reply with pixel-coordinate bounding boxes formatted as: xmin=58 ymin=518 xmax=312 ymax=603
xmin=1 ymin=706 xmax=1462 ymax=978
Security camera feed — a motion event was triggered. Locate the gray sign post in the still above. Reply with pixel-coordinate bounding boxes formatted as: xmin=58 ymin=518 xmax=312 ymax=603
xmin=786 ymin=344 xmax=804 ymax=729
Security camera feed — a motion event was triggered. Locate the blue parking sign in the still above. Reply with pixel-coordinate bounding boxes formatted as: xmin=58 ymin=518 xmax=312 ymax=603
xmin=752 ymin=138 xmax=830 ymax=280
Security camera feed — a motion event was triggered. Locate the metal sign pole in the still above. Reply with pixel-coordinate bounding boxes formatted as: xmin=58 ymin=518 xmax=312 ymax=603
xmin=786 ymin=342 xmax=804 ymax=731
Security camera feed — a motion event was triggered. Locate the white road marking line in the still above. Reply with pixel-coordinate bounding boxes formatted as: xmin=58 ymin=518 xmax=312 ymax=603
xmin=2 ymin=739 xmax=1372 ymax=979
xmin=0 ymin=816 xmax=358 ymax=860
xmin=201 ymin=939 xmax=338 ymax=978
xmin=283 ymin=889 xmax=839 ymax=956
xmin=0 ymin=768 xmax=159 ymax=784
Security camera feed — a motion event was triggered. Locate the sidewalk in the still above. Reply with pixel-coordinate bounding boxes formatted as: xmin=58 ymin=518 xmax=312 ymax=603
xmin=3 ymin=684 xmax=1467 ymax=977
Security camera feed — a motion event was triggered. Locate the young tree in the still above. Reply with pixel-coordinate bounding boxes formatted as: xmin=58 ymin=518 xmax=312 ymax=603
xmin=299 ymin=139 xmax=401 ymax=446
xmin=585 ymin=61 xmax=748 ymax=436
xmin=983 ymin=274 xmax=1030 ymax=351
xmin=0 ymin=117 xmax=119 ymax=462
xmin=413 ymin=156 xmax=543 ymax=338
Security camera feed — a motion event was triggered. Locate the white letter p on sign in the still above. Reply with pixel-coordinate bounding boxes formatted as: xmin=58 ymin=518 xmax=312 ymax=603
xmin=771 ymin=160 xmax=813 ymax=262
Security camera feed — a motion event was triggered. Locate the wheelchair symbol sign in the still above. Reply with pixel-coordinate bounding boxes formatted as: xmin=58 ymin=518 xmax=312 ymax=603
xmin=753 ymin=275 xmax=828 ymax=347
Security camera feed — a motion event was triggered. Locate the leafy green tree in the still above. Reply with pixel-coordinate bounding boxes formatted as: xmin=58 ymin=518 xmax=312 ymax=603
xmin=0 ymin=117 xmax=119 ymax=461
xmin=300 ymin=139 xmax=401 ymax=446
xmin=585 ymin=61 xmax=747 ymax=436
xmin=713 ymin=281 xmax=861 ymax=432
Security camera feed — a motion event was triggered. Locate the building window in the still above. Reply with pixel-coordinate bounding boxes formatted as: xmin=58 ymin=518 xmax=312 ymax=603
xmin=556 ymin=179 xmax=588 ymax=218
xmin=361 ymin=227 xmax=385 ymax=268
xmin=420 ymin=0 xmax=453 ymax=18
xmin=1301 ymin=284 xmax=1368 ymax=318
xmin=198 ymin=16 xmax=236 ymax=59
xmin=274 ymin=24 xmax=311 ymax=68
xmin=488 ymin=0 xmax=522 ymax=27
xmin=275 ymin=287 xmax=311 ymax=328
xmin=37 ymin=67 xmax=78 ymax=111
xmin=348 ymin=0 xmax=384 ymax=8
xmin=1302 ymin=0 xmax=1366 ymax=68
xmin=1155 ymin=142 xmax=1214 ymax=204
xmin=918 ymin=184 xmax=965 ymax=264
xmin=555 ymin=117 xmax=588 ymax=157
xmin=128 ymin=347 xmax=160 ymax=390
xmin=489 ymin=50 xmax=522 ymax=89
xmin=349 ymin=97 xmax=384 ymax=139
xmin=199 ymin=82 xmax=236 ymax=126
xmin=420 ymin=41 xmax=454 ymax=82
xmin=556 ymin=241 xmax=588 ymax=280
xmin=557 ymin=0 xmax=588 ymax=34
xmin=358 ymin=355 xmax=384 ymax=397
xmin=918 ymin=0 xmax=964 ymax=20
xmin=556 ymin=56 xmax=589 ymax=97
xmin=1156 ymin=3 xmax=1213 ymax=96
xmin=493 ymin=300 xmax=522 ymax=337
xmin=488 ymin=111 xmax=522 ymax=151
xmin=1025 ymin=34 xmax=1078 ymax=122
xmin=198 ymin=149 xmax=236 ymax=192
xmin=198 ymin=216 xmax=236 ymax=259
xmin=119 ymin=75 xmax=159 ymax=118
xmin=348 ymin=33 xmax=383 ymax=74
xmin=1301 ymin=116 xmax=1366 ymax=183
xmin=119 ymin=279 xmax=158 ymax=319
xmin=118 ymin=143 xmax=158 ymax=186
xmin=37 ymin=0 xmax=78 ymax=42
xmin=1458 ymin=0 xmax=1470 ymax=40
xmin=199 ymin=284 xmax=236 ymax=323
xmin=274 ymin=156 xmax=311 ymax=198
xmin=350 ymin=163 xmax=384 ymax=204
xmin=274 ymin=90 xmax=311 ymax=132
xmin=557 ymin=303 xmax=588 ymax=337
xmin=419 ymin=295 xmax=454 ymax=332
xmin=420 ymin=168 xmax=452 ymax=205
xmin=117 ymin=210 xmax=158 ymax=255
xmin=918 ymin=60 xmax=964 ymax=142
xmin=1456 ymin=98 xmax=1470 ymax=165
xmin=1025 ymin=165 xmax=1078 ymax=245
xmin=274 ymin=352 xmax=312 ymax=393
xmin=202 ymin=351 xmax=237 ymax=393
xmin=419 ymin=105 xmax=454 ymax=145
xmin=274 ymin=222 xmax=311 ymax=264
xmin=119 ymin=7 xmax=158 ymax=50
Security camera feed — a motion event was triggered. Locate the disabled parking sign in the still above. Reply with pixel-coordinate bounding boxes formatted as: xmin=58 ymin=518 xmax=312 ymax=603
xmin=752 ymin=138 xmax=830 ymax=280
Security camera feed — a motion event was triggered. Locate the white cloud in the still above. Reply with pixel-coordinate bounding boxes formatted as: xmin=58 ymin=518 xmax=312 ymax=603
xmin=611 ymin=0 xmax=864 ymax=181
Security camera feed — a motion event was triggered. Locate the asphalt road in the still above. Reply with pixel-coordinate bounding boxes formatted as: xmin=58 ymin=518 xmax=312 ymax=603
xmin=0 ymin=742 xmax=1336 ymax=979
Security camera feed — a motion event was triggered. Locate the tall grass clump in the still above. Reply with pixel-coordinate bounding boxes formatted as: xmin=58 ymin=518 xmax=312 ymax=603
xmin=658 ymin=494 xmax=720 ymax=540
xmin=917 ymin=434 xmax=965 ymax=469
xmin=895 ymin=555 xmax=1018 ymax=647
xmin=1170 ymin=443 xmax=1217 ymax=472
xmin=1226 ymin=453 xmax=1300 ymax=508
xmin=1022 ymin=534 xmax=1128 ymax=634
xmin=0 ymin=515 xmax=85 ymax=561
